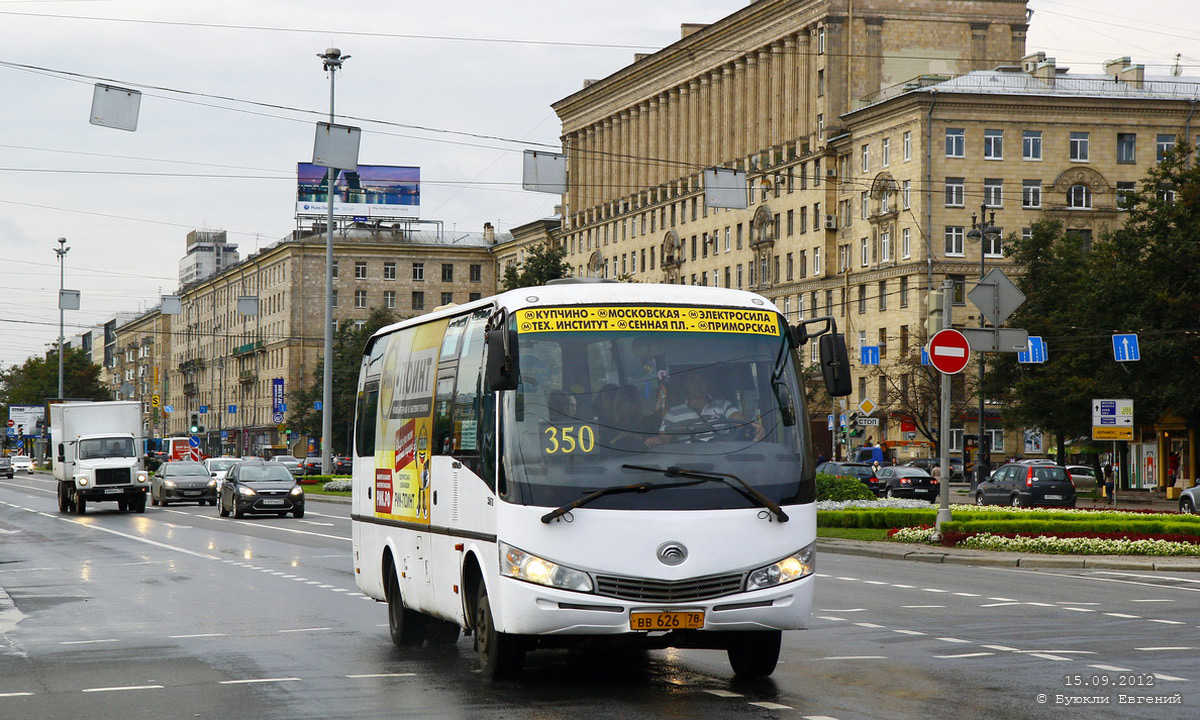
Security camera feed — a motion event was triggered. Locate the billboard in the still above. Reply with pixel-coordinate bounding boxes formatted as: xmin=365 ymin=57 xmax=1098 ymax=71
xmin=296 ymin=163 xmax=420 ymax=219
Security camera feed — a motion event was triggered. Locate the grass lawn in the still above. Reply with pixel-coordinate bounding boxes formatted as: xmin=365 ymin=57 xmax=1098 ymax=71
xmin=818 ymin=527 xmax=890 ymax=542
xmin=305 ymin=487 xmax=351 ymax=498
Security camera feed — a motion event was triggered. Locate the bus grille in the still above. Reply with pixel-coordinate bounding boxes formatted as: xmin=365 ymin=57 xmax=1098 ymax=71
xmin=95 ymin=468 xmax=132 ymax=486
xmin=593 ymin=572 xmax=745 ymax=602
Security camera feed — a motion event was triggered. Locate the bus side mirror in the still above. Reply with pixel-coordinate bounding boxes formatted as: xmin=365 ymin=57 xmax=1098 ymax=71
xmin=485 ymin=328 xmax=520 ymax=392
xmin=819 ymin=333 xmax=852 ymax=397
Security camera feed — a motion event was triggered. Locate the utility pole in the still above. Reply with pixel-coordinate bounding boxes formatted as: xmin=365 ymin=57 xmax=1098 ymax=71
xmin=54 ymin=237 xmax=70 ymax=399
xmin=318 ymin=48 xmax=349 ymax=475
xmin=967 ymin=203 xmax=1001 ymax=491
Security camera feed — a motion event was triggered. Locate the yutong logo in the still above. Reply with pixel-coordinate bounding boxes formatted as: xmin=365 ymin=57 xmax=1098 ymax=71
xmin=656 ymin=542 xmax=688 ymax=566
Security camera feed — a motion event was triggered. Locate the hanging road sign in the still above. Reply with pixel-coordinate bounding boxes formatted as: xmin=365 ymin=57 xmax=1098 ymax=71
xmin=1018 ymin=336 xmax=1047 ymax=364
xmin=928 ymin=329 xmax=971 ymax=374
xmin=1112 ymin=333 xmax=1140 ymax=362
xmin=961 ymin=327 xmax=1029 ymax=353
xmin=967 ymin=268 xmax=1026 ymax=326
xmin=860 ymin=346 xmax=880 ymax=365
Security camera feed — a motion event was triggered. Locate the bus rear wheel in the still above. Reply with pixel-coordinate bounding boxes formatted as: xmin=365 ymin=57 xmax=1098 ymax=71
xmin=727 ymin=630 xmax=781 ymax=678
xmin=386 ymin=566 xmax=426 ymax=646
xmin=474 ymin=584 xmax=524 ymax=680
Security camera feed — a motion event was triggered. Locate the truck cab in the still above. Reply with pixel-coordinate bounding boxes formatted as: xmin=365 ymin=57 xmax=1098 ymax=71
xmin=50 ymin=401 xmax=150 ymax=514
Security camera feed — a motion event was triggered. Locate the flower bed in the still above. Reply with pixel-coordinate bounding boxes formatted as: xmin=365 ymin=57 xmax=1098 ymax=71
xmin=959 ymin=533 xmax=1200 ymax=556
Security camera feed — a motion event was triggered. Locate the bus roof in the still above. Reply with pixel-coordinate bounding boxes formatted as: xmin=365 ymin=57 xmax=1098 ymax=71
xmin=367 ymin=281 xmax=784 ymax=344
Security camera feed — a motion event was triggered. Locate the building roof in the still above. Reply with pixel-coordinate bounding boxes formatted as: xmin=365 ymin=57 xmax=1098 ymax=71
xmin=926 ymin=70 xmax=1200 ymax=100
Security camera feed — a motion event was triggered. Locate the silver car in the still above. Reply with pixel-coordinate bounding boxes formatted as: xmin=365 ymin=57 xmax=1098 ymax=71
xmin=269 ymin=455 xmax=305 ymax=479
xmin=1180 ymin=485 xmax=1199 ymax=514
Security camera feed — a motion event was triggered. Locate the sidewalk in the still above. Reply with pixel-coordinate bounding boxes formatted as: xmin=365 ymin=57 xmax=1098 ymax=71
xmin=948 ymin=483 xmax=1181 ymax=513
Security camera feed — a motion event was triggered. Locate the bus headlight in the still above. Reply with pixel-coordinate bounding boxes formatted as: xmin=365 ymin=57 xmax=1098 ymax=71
xmin=745 ymin=544 xmax=816 ymax=591
xmin=500 ymin=543 xmax=593 ymax=592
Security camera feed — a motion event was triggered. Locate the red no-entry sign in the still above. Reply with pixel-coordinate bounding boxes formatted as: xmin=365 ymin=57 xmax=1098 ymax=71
xmin=928 ymin=329 xmax=971 ymax=375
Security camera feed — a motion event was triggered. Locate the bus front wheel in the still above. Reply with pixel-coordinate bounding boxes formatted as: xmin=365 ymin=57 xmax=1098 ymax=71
xmin=386 ymin=566 xmax=426 ymax=646
xmin=474 ymin=584 xmax=524 ymax=680
xmin=727 ymin=630 xmax=781 ymax=678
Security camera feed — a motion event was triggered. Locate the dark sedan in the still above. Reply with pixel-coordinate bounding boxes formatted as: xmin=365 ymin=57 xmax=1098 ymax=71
xmin=816 ymin=461 xmax=883 ymax=494
xmin=974 ymin=463 xmax=1077 ymax=508
xmin=905 ymin=456 xmax=964 ymax=480
xmin=151 ymin=461 xmax=217 ymax=506
xmin=874 ymin=465 xmax=938 ymax=502
xmin=219 ymin=461 xmax=305 ymax=518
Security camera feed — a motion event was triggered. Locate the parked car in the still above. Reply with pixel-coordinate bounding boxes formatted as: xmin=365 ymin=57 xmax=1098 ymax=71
xmin=0 ymin=456 xmax=12 ymax=479
xmin=11 ymin=455 xmax=33 ymax=473
xmin=269 ymin=455 xmax=305 ymax=479
xmin=815 ymin=461 xmax=883 ymax=494
xmin=203 ymin=456 xmax=240 ymax=491
xmin=301 ymin=456 xmax=322 ymax=475
xmin=1180 ymin=485 xmax=1199 ymax=514
xmin=219 ymin=461 xmax=305 ymax=519
xmin=333 ymin=456 xmax=352 ymax=475
xmin=152 ymin=461 xmax=218 ymax=506
xmin=905 ymin=456 xmax=964 ymax=480
xmin=973 ymin=463 xmax=1077 ymax=508
xmin=1065 ymin=465 xmax=1098 ymax=489
xmin=874 ymin=465 xmax=938 ymax=502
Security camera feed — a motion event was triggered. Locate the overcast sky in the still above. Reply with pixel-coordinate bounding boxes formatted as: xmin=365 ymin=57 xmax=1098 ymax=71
xmin=0 ymin=0 xmax=1195 ymax=370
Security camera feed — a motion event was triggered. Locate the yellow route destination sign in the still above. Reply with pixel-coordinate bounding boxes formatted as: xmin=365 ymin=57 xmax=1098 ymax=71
xmin=1092 ymin=426 xmax=1133 ymax=441
xmin=516 ymin=306 xmax=780 ymax=336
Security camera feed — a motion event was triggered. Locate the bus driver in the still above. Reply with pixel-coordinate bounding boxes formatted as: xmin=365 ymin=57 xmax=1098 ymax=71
xmin=646 ymin=370 xmax=762 ymax=446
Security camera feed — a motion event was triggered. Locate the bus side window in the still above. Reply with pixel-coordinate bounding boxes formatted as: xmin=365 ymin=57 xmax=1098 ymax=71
xmin=355 ymin=381 xmax=379 ymax=458
xmin=453 ymin=310 xmax=489 ymax=481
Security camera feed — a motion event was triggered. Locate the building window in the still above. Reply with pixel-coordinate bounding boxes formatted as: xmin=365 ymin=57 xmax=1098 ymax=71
xmin=945 ymin=177 xmax=965 ymax=207
xmin=1157 ymin=133 xmax=1176 ymax=162
xmin=900 ymin=275 xmax=909 ymax=307
xmin=469 ymin=264 xmax=482 ymax=282
xmin=945 ymin=226 xmax=965 ymax=256
xmin=1117 ymin=133 xmax=1137 ymax=164
xmin=882 ymin=137 xmax=891 ymax=167
xmin=383 ymin=262 xmax=396 ymax=280
xmin=1023 ymin=130 xmax=1042 ymax=160
xmin=786 ymin=209 xmax=794 ymax=236
xmin=1022 ymin=180 xmax=1042 ymax=208
xmin=945 ymin=128 xmax=965 ymax=158
xmin=1067 ymin=184 xmax=1092 ymax=209
xmin=949 ymin=274 xmax=966 ymax=305
xmin=354 ymin=261 xmax=367 ymax=279
xmin=354 ymin=289 xmax=367 ymax=308
xmin=861 ymin=144 xmax=870 ymax=173
xmin=1070 ymin=131 xmax=1090 ymax=161
xmin=817 ymin=114 xmax=824 ymax=141
xmin=383 ymin=290 xmax=396 ymax=309
xmin=902 ymin=228 xmax=911 ymax=259
xmin=903 ymin=131 xmax=912 ymax=162
xmin=786 ymin=252 xmax=794 ymax=281
xmin=983 ymin=129 xmax=1003 ymax=159
xmin=441 ymin=292 xmax=454 ymax=305
xmin=817 ymin=69 xmax=825 ymax=97
xmin=880 ymin=231 xmax=891 ymax=262
xmin=861 ymin=191 xmax=870 ymax=219
xmin=412 ymin=291 xmax=425 ymax=311
xmin=860 ymin=237 xmax=869 ymax=267
xmin=983 ymin=178 xmax=1003 ymax=208
xmin=817 ymin=26 xmax=825 ymax=53
xmin=469 ymin=292 xmax=482 ymax=302
xmin=984 ymin=231 xmax=1002 ymax=259
xmin=857 ymin=285 xmax=867 ymax=314
xmin=902 ymin=180 xmax=911 ymax=209
xmin=736 ymin=223 xmax=743 ymax=249
xmin=813 ymin=247 xmax=821 ymax=275
xmin=331 ymin=290 xmax=339 ymax=308
xmin=1116 ymin=181 xmax=1136 ymax=210
xmin=441 ymin=263 xmax=454 ymax=282
xmin=331 ymin=260 xmax=339 ymax=278
xmin=878 ymin=280 xmax=888 ymax=310
xmin=412 ymin=262 xmax=424 ymax=281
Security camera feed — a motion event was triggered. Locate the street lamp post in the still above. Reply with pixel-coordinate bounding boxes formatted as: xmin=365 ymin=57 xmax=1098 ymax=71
xmin=54 ymin=237 xmax=70 ymax=400
xmin=967 ymin=203 xmax=1002 ymax=490
xmin=317 ymin=48 xmax=349 ymax=475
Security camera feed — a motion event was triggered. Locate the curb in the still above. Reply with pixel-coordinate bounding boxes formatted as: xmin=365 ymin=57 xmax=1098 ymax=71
xmin=816 ymin=538 xmax=1200 ymax=573
xmin=306 ymin=493 xmax=351 ymax=505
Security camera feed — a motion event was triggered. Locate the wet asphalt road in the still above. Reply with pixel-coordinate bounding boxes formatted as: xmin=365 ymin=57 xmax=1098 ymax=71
xmin=1 ymin=471 xmax=1197 ymax=720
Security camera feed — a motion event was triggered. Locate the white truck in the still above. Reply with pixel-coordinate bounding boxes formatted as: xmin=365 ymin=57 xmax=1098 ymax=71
xmin=50 ymin=401 xmax=150 ymax=514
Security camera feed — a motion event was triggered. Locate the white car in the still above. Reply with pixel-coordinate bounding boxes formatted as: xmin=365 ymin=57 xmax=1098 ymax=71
xmin=203 ymin=456 xmax=240 ymax=491
xmin=11 ymin=455 xmax=33 ymax=473
xmin=1066 ymin=465 xmax=1097 ymax=488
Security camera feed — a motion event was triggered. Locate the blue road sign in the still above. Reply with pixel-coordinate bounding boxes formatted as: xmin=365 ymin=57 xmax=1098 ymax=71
xmin=188 ymin=436 xmax=200 ymax=447
xmin=1018 ymin=336 xmax=1048 ymax=364
xmin=839 ymin=413 xmax=848 ymax=428
xmin=860 ymin=346 xmax=880 ymax=365
xmin=1112 ymin=333 xmax=1140 ymax=362
xmin=164 ymin=405 xmax=174 ymax=413
xmin=228 ymin=404 xmax=237 ymax=414
xmin=16 ymin=440 xmax=23 ymax=449
xmin=314 ymin=401 xmax=323 ymax=411
xmin=827 ymin=414 xmax=834 ymax=430
xmin=199 ymin=405 xmax=208 ymax=414
xmin=272 ymin=411 xmax=284 ymax=424
xmin=920 ymin=348 xmax=930 ymax=365
xmin=220 ymin=431 xmax=228 ymax=439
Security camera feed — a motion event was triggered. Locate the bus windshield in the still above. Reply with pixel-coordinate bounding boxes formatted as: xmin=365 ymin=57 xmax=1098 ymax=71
xmin=500 ymin=305 xmax=812 ymax=512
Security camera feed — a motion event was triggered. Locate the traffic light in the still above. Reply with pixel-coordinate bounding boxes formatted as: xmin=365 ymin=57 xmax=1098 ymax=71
xmin=189 ymin=413 xmax=200 ymax=434
xmin=847 ymin=412 xmax=863 ymax=437
xmin=924 ymin=288 xmax=945 ymax=336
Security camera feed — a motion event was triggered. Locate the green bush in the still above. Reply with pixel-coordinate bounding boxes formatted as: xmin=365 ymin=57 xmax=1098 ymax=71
xmin=818 ymin=508 xmax=937 ymax=529
xmin=815 ymin=473 xmax=877 ymax=502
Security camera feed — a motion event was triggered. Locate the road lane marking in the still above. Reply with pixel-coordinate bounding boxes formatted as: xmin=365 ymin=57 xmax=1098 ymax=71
xmin=1104 ymin=613 xmax=1141 ymax=619
xmin=817 ymin=608 xmax=866 ymax=612
xmin=1061 ymin=607 xmax=1096 ymax=612
xmin=82 ymin=685 xmax=164 ymax=693
xmin=61 ymin=639 xmax=119 ymax=645
xmin=981 ymin=645 xmax=1021 ymax=652
xmin=346 ymin=673 xmax=417 ymax=679
xmin=935 ymin=637 xmax=970 ymax=644
xmin=169 ymin=633 xmax=225 ymax=638
xmin=0 ymin=692 xmax=34 ymax=698
xmin=1129 ymin=598 xmax=1173 ymax=602
xmin=278 ymin=627 xmax=332 ymax=633
xmin=703 ymin=689 xmax=743 ymax=698
xmin=1136 ymin=647 xmax=1194 ymax=651
xmin=852 ymin=622 xmax=884 ymax=628
xmin=749 ymin=702 xmax=792 ymax=710
xmin=1146 ymin=619 xmax=1185 ymax=625
xmin=1153 ymin=673 xmax=1188 ymax=682
xmin=891 ymin=584 xmax=915 ymax=589
xmin=902 ymin=605 xmax=945 ymax=609
xmin=1028 ymin=653 xmax=1072 ymax=661
xmin=953 ymin=592 xmax=980 ymax=597
xmin=988 ymin=597 xmax=1018 ymax=602
xmin=816 ymin=656 xmax=887 ymax=660
xmin=1090 ymin=664 xmax=1132 ymax=672
xmin=300 ymin=521 xmax=336 ymax=527
xmin=921 ymin=588 xmax=948 ymax=593
xmin=219 ymin=678 xmax=301 ymax=685
xmin=892 ymin=629 xmax=925 ymax=636
xmin=1024 ymin=602 xmax=1054 ymax=607
xmin=980 ymin=602 xmax=1021 ymax=608
xmin=936 ymin=652 xmax=993 ymax=659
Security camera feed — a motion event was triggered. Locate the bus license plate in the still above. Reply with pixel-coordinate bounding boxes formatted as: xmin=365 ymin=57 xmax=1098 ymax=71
xmin=263 ymin=499 xmax=285 ymax=505
xmin=629 ymin=611 xmax=704 ymax=631
xmin=104 ymin=488 xmax=122 ymax=495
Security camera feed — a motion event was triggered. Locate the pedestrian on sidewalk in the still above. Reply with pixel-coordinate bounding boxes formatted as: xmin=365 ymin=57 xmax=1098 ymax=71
xmin=1103 ymin=462 xmax=1115 ymax=504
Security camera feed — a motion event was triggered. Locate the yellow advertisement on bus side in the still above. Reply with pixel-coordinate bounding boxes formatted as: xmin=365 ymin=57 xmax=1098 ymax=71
xmin=375 ymin=319 xmax=448 ymax=524
xmin=515 ymin=306 xmax=780 ymax=336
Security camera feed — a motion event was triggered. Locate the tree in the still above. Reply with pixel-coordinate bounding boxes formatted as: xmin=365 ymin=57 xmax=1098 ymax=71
xmin=500 ymin=240 xmax=570 ymax=291
xmin=286 ymin=307 xmax=396 ymax=456
xmin=0 ymin=347 xmax=111 ymax=406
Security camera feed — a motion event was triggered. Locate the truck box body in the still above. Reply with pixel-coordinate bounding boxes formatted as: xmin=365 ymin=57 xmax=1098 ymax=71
xmin=50 ymin=401 xmax=149 ymax=513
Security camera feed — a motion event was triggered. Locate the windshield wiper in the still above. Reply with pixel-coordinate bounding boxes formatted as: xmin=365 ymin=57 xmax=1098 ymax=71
xmin=622 ymin=464 xmax=789 ymax=522
xmin=540 ymin=477 xmax=711 ymax=524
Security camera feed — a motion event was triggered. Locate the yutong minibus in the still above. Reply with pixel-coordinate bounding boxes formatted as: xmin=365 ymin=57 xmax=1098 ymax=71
xmin=351 ymin=280 xmax=850 ymax=679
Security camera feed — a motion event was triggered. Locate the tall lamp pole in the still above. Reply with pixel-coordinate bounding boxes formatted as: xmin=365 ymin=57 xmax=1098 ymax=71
xmin=967 ymin=204 xmax=1001 ymax=490
xmin=318 ymin=48 xmax=349 ymax=475
xmin=54 ymin=237 xmax=71 ymax=399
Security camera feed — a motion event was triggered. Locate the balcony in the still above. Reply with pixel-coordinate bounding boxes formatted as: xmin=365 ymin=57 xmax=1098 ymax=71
xmin=178 ymin=358 xmax=206 ymax=374
xmin=183 ymin=382 xmax=199 ymax=396
xmin=238 ymin=370 xmax=257 ymax=385
xmin=233 ymin=340 xmax=264 ymax=356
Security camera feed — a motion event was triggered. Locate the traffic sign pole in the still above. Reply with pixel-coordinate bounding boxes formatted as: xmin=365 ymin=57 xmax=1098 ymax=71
xmin=934 ymin=280 xmax=954 ymax=539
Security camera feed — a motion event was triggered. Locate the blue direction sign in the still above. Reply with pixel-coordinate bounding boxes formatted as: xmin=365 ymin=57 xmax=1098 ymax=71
xmin=1112 ymin=333 xmax=1140 ymax=362
xmin=1018 ymin=336 xmax=1048 ymax=364
xmin=314 ymin=401 xmax=323 ymax=411
xmin=199 ymin=405 xmax=208 ymax=414
xmin=228 ymin=404 xmax=237 ymax=414
xmin=860 ymin=346 xmax=880 ymax=365
xmin=164 ymin=405 xmax=174 ymax=413
xmin=920 ymin=347 xmax=930 ymax=365
xmin=188 ymin=436 xmax=200 ymax=447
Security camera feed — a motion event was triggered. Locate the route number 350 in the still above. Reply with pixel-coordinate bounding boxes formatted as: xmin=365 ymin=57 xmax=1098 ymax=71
xmin=543 ymin=424 xmax=597 ymax=455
